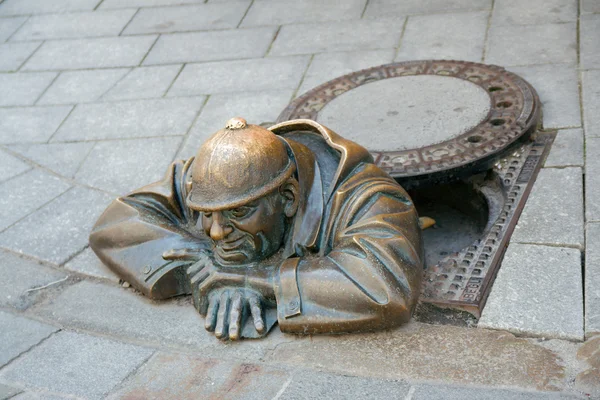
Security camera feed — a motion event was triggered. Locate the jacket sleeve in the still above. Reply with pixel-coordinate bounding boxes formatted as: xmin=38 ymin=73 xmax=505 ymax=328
xmin=89 ymin=158 xmax=211 ymax=299
xmin=274 ymin=166 xmax=423 ymax=334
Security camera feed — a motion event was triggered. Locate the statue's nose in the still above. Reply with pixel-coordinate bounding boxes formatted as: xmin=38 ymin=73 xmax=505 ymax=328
xmin=209 ymin=212 xmax=232 ymax=241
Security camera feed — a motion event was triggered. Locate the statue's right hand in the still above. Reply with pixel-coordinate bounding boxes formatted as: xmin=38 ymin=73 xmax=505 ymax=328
xmin=204 ymin=289 xmax=265 ymax=341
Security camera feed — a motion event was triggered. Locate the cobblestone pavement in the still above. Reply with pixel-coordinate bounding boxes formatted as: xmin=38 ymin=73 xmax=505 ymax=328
xmin=0 ymin=0 xmax=599 ymax=398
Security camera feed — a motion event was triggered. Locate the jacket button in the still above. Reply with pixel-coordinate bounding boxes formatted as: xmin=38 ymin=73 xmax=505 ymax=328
xmin=288 ymin=299 xmax=299 ymax=311
xmin=143 ymin=265 xmax=152 ymax=274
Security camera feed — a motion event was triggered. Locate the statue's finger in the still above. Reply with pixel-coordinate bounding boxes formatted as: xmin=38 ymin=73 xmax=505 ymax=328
xmin=214 ymin=291 xmax=230 ymax=339
xmin=248 ymin=295 xmax=265 ymax=334
xmin=228 ymin=291 xmax=243 ymax=341
xmin=162 ymin=248 xmax=200 ymax=261
xmin=204 ymin=295 xmax=219 ymax=332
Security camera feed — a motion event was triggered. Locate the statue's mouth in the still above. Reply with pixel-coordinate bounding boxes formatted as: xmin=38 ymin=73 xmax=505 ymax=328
xmin=218 ymin=236 xmax=247 ymax=251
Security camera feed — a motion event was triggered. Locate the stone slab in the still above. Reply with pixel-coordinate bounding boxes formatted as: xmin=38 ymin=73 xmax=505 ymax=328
xmin=0 ymin=42 xmax=41 ymax=72
xmin=22 ymin=36 xmax=157 ymax=71
xmin=582 ymin=0 xmax=600 ymax=13
xmin=486 ymin=23 xmax=577 ymax=66
xmin=586 ymin=223 xmax=600 ymax=336
xmin=52 ymin=97 xmax=205 ymax=141
xmin=143 ymin=28 xmax=275 ymax=65
xmin=179 ymin=89 xmax=294 ymax=158
xmin=581 ymin=15 xmax=600 ymax=70
xmin=268 ymin=323 xmax=565 ymax=390
xmin=10 ymin=10 xmax=137 ymax=41
xmin=544 ymin=128 xmax=584 ymax=167
xmin=0 ymin=149 xmax=30 ymax=183
xmin=270 ymin=19 xmax=404 ymax=56
xmin=297 ymin=49 xmax=395 ymax=95
xmin=0 ymin=0 xmax=101 ymax=16
xmin=0 ymin=186 xmax=113 ymax=265
xmin=0 ymin=106 xmax=72 ymax=144
xmin=241 ymin=0 xmax=366 ymax=27
xmin=0 ymin=17 xmax=26 ymax=42
xmin=0 ymin=72 xmax=56 ymax=106
xmin=479 ymin=243 xmax=583 ymax=341
xmin=107 ymin=352 xmax=292 ymax=399
xmin=100 ymin=65 xmax=182 ymax=101
xmin=586 ymin=139 xmax=600 ymax=222
xmin=395 ymin=11 xmax=488 ymax=62
xmin=8 ymin=142 xmax=95 ymax=178
xmin=491 ymin=0 xmax=577 ymax=26
xmin=0 ymin=311 xmax=58 ymax=367
xmin=364 ymin=0 xmax=491 ymax=17
xmin=0 ymin=383 xmax=21 ymax=400
xmin=167 ymin=57 xmax=309 ymax=96
xmin=582 ymin=69 xmax=600 ymax=138
xmin=0 ymin=249 xmax=68 ymax=310
xmin=123 ymin=3 xmax=248 ymax=34
xmin=411 ymin=384 xmax=581 ymax=399
xmin=0 ymin=169 xmax=71 ymax=232
xmin=317 ymin=75 xmax=491 ymax=151
xmin=99 ymin=0 xmax=204 ymax=8
xmin=63 ymin=247 xmax=119 ymax=282
xmin=0 ymin=331 xmax=153 ymax=400
xmin=38 ymin=69 xmax=130 ymax=105
xmin=75 ymin=136 xmax=182 ymax=194
xmin=9 ymin=392 xmax=72 ymax=400
xmin=511 ymin=167 xmax=584 ymax=249
xmin=508 ymin=64 xmax=581 ymax=129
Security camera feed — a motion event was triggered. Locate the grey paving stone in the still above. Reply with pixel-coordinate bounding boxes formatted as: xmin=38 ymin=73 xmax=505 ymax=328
xmin=395 ymin=11 xmax=488 ymax=63
xmin=486 ymin=23 xmax=577 ymax=66
xmin=586 ymin=139 xmax=600 ymax=222
xmin=0 ymin=106 xmax=72 ymax=144
xmin=298 ymin=49 xmax=395 ymax=95
xmin=0 ymin=149 xmax=30 ymax=183
xmin=241 ymin=0 xmax=366 ymax=27
xmin=582 ymin=0 xmax=600 ymax=13
xmin=8 ymin=142 xmax=95 ymax=178
xmin=0 ymin=311 xmax=58 ymax=367
xmin=0 ymin=383 xmax=21 ymax=400
xmin=22 ymin=36 xmax=157 ymax=71
xmin=0 ymin=249 xmax=68 ymax=310
xmin=143 ymin=28 xmax=275 ymax=65
xmin=0 ymin=0 xmax=101 ymax=16
xmin=0 ymin=186 xmax=113 ymax=265
xmin=179 ymin=90 xmax=294 ymax=158
xmin=0 ymin=42 xmax=41 ymax=72
xmin=0 ymin=168 xmax=71 ymax=232
xmin=586 ymin=223 xmax=600 ymax=336
xmin=63 ymin=247 xmax=119 ymax=282
xmin=9 ymin=392 xmax=72 ymax=400
xmin=581 ymin=14 xmax=600 ymax=70
xmin=544 ymin=128 xmax=584 ymax=167
xmin=10 ymin=10 xmax=136 ymax=41
xmin=52 ymin=97 xmax=205 ymax=141
xmin=0 ymin=72 xmax=56 ymax=106
xmin=412 ymin=384 xmax=581 ymax=399
xmin=33 ymin=281 xmax=213 ymax=348
xmin=99 ymin=0 xmax=204 ymax=8
xmin=582 ymin=69 xmax=600 ymax=138
xmin=511 ymin=167 xmax=584 ymax=248
xmin=37 ymin=69 xmax=130 ymax=105
xmin=123 ymin=3 xmax=248 ymax=35
xmin=479 ymin=243 xmax=583 ymax=341
xmin=0 ymin=331 xmax=153 ymax=400
xmin=364 ymin=0 xmax=491 ymax=17
xmin=168 ymin=56 xmax=309 ymax=96
xmin=0 ymin=16 xmax=26 ymax=42
xmin=491 ymin=0 xmax=577 ymax=26
xmin=270 ymin=19 xmax=404 ymax=56
xmin=100 ymin=65 xmax=181 ymax=101
xmin=508 ymin=64 xmax=581 ymax=129
xmin=75 ymin=136 xmax=182 ymax=194
xmin=108 ymin=352 xmax=293 ymax=399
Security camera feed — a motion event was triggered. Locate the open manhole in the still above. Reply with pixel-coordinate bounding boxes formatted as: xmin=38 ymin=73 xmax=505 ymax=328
xmin=277 ymin=60 xmax=554 ymax=323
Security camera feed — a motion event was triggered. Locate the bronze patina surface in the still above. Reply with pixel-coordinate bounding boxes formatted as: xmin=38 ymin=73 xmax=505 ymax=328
xmin=277 ymin=60 xmax=540 ymax=189
xmin=90 ymin=118 xmax=424 ymax=340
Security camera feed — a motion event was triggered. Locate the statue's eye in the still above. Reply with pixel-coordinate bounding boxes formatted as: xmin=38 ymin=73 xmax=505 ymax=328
xmin=230 ymin=207 xmax=251 ymax=219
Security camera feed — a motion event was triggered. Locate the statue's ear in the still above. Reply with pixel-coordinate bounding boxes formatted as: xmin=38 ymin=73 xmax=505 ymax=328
xmin=281 ymin=178 xmax=300 ymax=218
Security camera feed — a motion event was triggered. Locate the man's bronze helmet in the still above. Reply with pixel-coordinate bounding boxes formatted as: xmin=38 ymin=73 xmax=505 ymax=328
xmin=187 ymin=117 xmax=295 ymax=212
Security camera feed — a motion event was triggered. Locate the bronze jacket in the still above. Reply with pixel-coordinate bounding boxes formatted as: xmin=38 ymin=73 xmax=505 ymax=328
xmin=90 ymin=119 xmax=423 ymax=335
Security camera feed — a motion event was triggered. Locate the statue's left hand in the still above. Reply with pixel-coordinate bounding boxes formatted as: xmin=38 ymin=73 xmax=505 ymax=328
xmin=204 ymin=288 xmax=266 ymax=341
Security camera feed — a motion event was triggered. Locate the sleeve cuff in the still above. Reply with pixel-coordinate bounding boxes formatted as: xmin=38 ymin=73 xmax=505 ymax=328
xmin=276 ymin=257 xmax=302 ymax=319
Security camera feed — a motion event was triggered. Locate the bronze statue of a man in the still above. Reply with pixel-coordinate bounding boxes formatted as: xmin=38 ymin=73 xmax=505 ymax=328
xmin=90 ymin=118 xmax=423 ymax=340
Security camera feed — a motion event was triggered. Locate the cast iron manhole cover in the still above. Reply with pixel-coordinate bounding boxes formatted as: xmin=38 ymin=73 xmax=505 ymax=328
xmin=277 ymin=60 xmax=540 ymax=188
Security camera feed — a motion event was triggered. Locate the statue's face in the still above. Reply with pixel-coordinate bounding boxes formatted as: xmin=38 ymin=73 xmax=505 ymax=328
xmin=201 ymin=190 xmax=288 ymax=265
